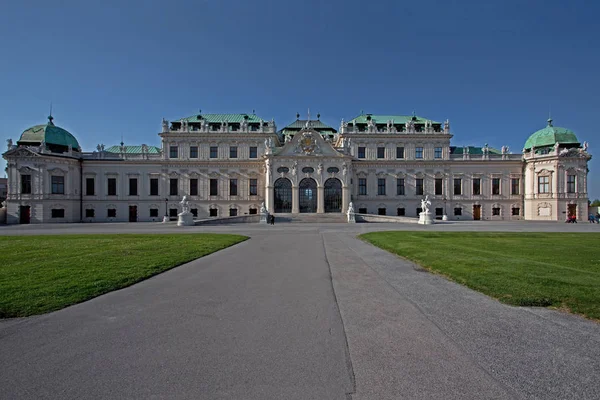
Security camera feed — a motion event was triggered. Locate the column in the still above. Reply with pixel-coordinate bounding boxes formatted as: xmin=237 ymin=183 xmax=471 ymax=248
xmin=292 ymin=186 xmax=299 ymax=213
xmin=317 ymin=186 xmax=324 ymax=213
xmin=265 ymin=185 xmax=274 ymax=213
xmin=342 ymin=186 xmax=350 ymax=213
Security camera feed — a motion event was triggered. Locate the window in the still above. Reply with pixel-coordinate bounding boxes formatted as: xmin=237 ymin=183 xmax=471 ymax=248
xmin=377 ymin=147 xmax=385 ymax=159
xmin=249 ymin=208 xmax=258 ymax=215
xmin=538 ymin=176 xmax=550 ymax=193
xmin=107 ymin=178 xmax=117 ymax=196
xmin=377 ymin=178 xmax=386 ymax=195
xmin=249 ymin=146 xmax=258 ymax=159
xmin=85 ymin=209 xmax=95 ymax=218
xmin=150 ymin=208 xmax=159 ymax=217
xmin=415 ymin=147 xmax=424 ymax=159
xmin=434 ymin=147 xmax=442 ymax=159
xmin=229 ymin=208 xmax=238 ymax=217
xmin=169 ymin=178 xmax=178 ymax=196
xmin=107 ymin=209 xmax=116 ymax=218
xmin=492 ymin=178 xmax=500 ymax=195
xmin=511 ymin=207 xmax=520 ymax=216
xmin=435 ymin=208 xmax=443 ymax=216
xmin=416 ymin=178 xmax=424 ymax=195
xmin=567 ymin=175 xmax=576 ymax=193
xmin=453 ymin=178 xmax=462 ymax=195
xmin=51 ymin=176 xmax=65 ymax=194
xmin=51 ymin=209 xmax=65 ymax=218
xmin=191 ymin=208 xmax=198 ymax=217
xmin=229 ymin=146 xmax=238 ymax=159
xmin=396 ymin=146 xmax=404 ymax=159
xmin=210 ymin=146 xmax=218 ymax=158
xmin=190 ymin=179 xmax=198 ymax=196
xmin=397 ymin=208 xmax=405 ymax=216
xmin=169 ymin=146 xmax=178 ymax=159
xmin=209 ymin=208 xmax=218 ymax=217
xmin=21 ymin=174 xmax=32 ymax=194
xmin=358 ymin=178 xmax=367 ymax=195
xmin=473 ymin=178 xmax=481 ymax=195
xmin=358 ymin=207 xmax=367 ymax=214
xmin=169 ymin=208 xmax=178 ymax=217
xmin=129 ymin=178 xmax=138 ymax=196
xmin=150 ymin=178 xmax=159 ymax=196
xmin=492 ymin=207 xmax=500 ymax=216
xmin=511 ymin=178 xmax=520 ymax=195
xmin=416 ymin=207 xmax=422 ymax=215
xmin=230 ymin=179 xmax=238 ymax=196
xmin=358 ymin=147 xmax=366 ymax=159
xmin=435 ymin=178 xmax=443 ymax=195
xmin=397 ymin=178 xmax=405 ymax=195
xmin=210 ymin=179 xmax=218 ymax=196
xmin=378 ymin=208 xmax=386 ymax=215
xmin=86 ymin=178 xmax=94 ymax=196
xmin=454 ymin=207 xmax=462 ymax=216
xmin=249 ymin=179 xmax=258 ymax=196
xmin=190 ymin=146 xmax=198 ymax=159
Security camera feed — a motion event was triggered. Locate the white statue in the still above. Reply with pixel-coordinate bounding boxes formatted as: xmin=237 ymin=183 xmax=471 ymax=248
xmin=260 ymin=202 xmax=267 ymax=214
xmin=291 ymin=160 xmax=298 ymax=176
xmin=6 ymin=138 xmax=13 ymax=150
xmin=180 ymin=196 xmax=190 ymax=213
xmin=553 ymin=142 xmax=560 ymax=153
xmin=162 ymin=118 xmax=169 ymax=133
xmin=347 ymin=202 xmax=354 ymax=214
xmin=317 ymin=162 xmax=323 ymax=175
xmin=444 ymin=119 xmax=450 ymax=132
xmin=420 ymin=195 xmax=431 ymax=214
xmin=342 ymin=162 xmax=347 ymax=176
xmin=583 ymin=141 xmax=589 ymax=152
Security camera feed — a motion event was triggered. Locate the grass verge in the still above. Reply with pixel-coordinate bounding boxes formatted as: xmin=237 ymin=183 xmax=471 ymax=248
xmin=359 ymin=232 xmax=600 ymax=320
xmin=0 ymin=233 xmax=248 ymax=318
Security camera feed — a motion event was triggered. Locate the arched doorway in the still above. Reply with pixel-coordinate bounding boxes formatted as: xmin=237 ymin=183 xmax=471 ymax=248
xmin=324 ymin=178 xmax=342 ymax=213
xmin=274 ymin=178 xmax=292 ymax=213
xmin=299 ymin=178 xmax=317 ymax=213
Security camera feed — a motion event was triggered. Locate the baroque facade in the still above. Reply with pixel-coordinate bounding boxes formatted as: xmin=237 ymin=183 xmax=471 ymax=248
xmin=2 ymin=112 xmax=592 ymax=224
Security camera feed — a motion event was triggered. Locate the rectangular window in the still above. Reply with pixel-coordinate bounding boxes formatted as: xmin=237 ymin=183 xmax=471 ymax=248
xmin=169 ymin=146 xmax=178 ymax=159
xmin=169 ymin=178 xmax=178 ymax=196
xmin=229 ymin=146 xmax=238 ymax=159
xmin=51 ymin=209 xmax=65 ymax=218
xmin=107 ymin=209 xmax=116 ymax=218
xmin=210 ymin=146 xmax=218 ymax=158
xmin=453 ymin=178 xmax=462 ymax=195
xmin=129 ymin=178 xmax=138 ymax=196
xmin=454 ymin=207 xmax=462 ymax=216
xmin=85 ymin=178 xmax=94 ymax=196
xmin=538 ymin=176 xmax=550 ymax=193
xmin=210 ymin=179 xmax=218 ymax=196
xmin=229 ymin=208 xmax=238 ymax=217
xmin=150 ymin=178 xmax=159 ymax=196
xmin=209 ymin=209 xmax=218 ymax=217
xmin=150 ymin=208 xmax=159 ymax=217
xmin=473 ymin=178 xmax=481 ymax=195
xmin=230 ymin=179 xmax=238 ymax=196
xmin=85 ymin=209 xmax=95 ymax=218
xmin=396 ymin=146 xmax=404 ymax=159
xmin=416 ymin=207 xmax=422 ymax=215
xmin=416 ymin=178 xmax=424 ymax=195
xmin=415 ymin=147 xmax=424 ymax=159
xmin=378 ymin=208 xmax=386 ymax=215
xmin=492 ymin=178 xmax=500 ymax=195
xmin=358 ymin=146 xmax=366 ymax=159
xmin=21 ymin=174 xmax=32 ymax=194
xmin=51 ymin=176 xmax=65 ymax=194
xmin=397 ymin=208 xmax=405 ymax=216
xmin=377 ymin=147 xmax=385 ymax=159
xmin=377 ymin=178 xmax=386 ymax=195
xmin=358 ymin=207 xmax=367 ymax=214
xmin=249 ymin=146 xmax=258 ymax=159
xmin=511 ymin=178 xmax=520 ymax=195
xmin=189 ymin=146 xmax=198 ymax=159
xmin=107 ymin=178 xmax=116 ymax=196
xmin=492 ymin=207 xmax=500 ymax=216
xmin=511 ymin=207 xmax=520 ymax=216
xmin=249 ymin=208 xmax=258 ymax=215
xmin=191 ymin=208 xmax=198 ymax=217
xmin=190 ymin=179 xmax=198 ymax=196
xmin=358 ymin=178 xmax=367 ymax=195
xmin=435 ymin=178 xmax=443 ymax=195
xmin=396 ymin=178 xmax=405 ymax=195
xmin=249 ymin=179 xmax=258 ymax=196
xmin=434 ymin=147 xmax=442 ymax=159
xmin=567 ymin=175 xmax=576 ymax=193
xmin=435 ymin=207 xmax=443 ymax=216
xmin=169 ymin=208 xmax=178 ymax=217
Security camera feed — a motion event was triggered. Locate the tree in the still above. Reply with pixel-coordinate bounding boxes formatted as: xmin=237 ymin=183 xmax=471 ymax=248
xmin=591 ymin=199 xmax=600 ymax=207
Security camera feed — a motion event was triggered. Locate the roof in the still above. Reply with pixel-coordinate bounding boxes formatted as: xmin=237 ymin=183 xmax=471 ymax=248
xmin=175 ymin=113 xmax=266 ymax=124
xmin=348 ymin=114 xmax=441 ymax=125
xmin=105 ymin=145 xmax=161 ymax=154
xmin=281 ymin=119 xmax=337 ymax=131
xmin=450 ymin=146 xmax=502 ymax=155
xmin=18 ymin=116 xmax=80 ymax=150
xmin=524 ymin=119 xmax=579 ymax=149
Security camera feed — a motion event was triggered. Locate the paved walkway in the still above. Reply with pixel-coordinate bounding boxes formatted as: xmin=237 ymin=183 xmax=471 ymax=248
xmin=0 ymin=221 xmax=599 ymax=399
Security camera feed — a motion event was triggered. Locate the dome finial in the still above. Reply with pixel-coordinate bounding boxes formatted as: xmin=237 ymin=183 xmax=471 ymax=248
xmin=547 ymin=107 xmax=552 ymax=126
xmin=547 ymin=117 xmax=553 ymax=127
xmin=48 ymin=102 xmax=54 ymax=125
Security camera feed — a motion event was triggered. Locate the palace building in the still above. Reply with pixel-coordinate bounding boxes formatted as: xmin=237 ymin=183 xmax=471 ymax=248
xmin=2 ymin=111 xmax=592 ymax=224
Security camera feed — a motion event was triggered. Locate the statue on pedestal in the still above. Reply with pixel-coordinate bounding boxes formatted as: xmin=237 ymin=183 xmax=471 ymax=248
xmin=420 ymin=195 xmax=431 ymax=214
xmin=260 ymin=202 xmax=267 ymax=214
xmin=6 ymin=138 xmax=13 ymax=151
xmin=162 ymin=118 xmax=169 ymax=133
xmin=180 ymin=196 xmax=190 ymax=214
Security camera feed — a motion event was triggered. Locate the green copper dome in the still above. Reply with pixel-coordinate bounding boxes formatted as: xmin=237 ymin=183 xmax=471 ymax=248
xmin=18 ymin=116 xmax=80 ymax=151
xmin=524 ymin=119 xmax=579 ymax=150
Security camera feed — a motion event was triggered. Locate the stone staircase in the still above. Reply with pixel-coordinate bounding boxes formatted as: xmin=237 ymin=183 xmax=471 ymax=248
xmin=271 ymin=213 xmax=348 ymax=223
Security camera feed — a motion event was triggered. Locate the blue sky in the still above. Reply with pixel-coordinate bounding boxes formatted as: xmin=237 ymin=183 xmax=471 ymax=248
xmin=1 ymin=0 xmax=599 ymax=198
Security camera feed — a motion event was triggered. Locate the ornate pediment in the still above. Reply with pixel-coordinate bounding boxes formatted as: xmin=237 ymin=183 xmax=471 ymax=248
xmin=4 ymin=147 xmax=40 ymax=158
xmin=275 ymin=129 xmax=345 ymax=157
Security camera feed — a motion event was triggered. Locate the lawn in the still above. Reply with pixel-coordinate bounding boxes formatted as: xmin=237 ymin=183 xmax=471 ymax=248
xmin=0 ymin=233 xmax=248 ymax=318
xmin=359 ymin=232 xmax=600 ymax=320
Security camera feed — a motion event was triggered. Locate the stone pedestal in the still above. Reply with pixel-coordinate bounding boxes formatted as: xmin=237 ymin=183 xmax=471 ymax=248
xmin=177 ymin=211 xmax=194 ymax=226
xmin=442 ymin=214 xmax=448 ymax=221
xmin=418 ymin=212 xmax=434 ymax=225
xmin=259 ymin=211 xmax=269 ymax=224
xmin=162 ymin=216 xmax=169 ymax=223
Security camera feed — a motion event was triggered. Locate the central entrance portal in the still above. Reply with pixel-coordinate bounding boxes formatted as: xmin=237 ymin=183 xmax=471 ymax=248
xmin=274 ymin=178 xmax=292 ymax=213
xmin=324 ymin=178 xmax=342 ymax=213
xmin=299 ymin=178 xmax=317 ymax=213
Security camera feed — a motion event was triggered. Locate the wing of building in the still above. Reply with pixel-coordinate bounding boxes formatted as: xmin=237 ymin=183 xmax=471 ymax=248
xmin=2 ymin=112 xmax=592 ymax=224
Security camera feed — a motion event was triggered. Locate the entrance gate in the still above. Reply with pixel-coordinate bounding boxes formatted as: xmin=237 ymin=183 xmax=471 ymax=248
xmin=274 ymin=178 xmax=292 ymax=213
xmin=299 ymin=178 xmax=317 ymax=213
xmin=324 ymin=178 xmax=342 ymax=213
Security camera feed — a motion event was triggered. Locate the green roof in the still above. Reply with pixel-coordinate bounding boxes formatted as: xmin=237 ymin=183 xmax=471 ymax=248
xmin=105 ymin=145 xmax=161 ymax=154
xmin=281 ymin=119 xmax=336 ymax=131
xmin=524 ymin=119 xmax=579 ymax=149
xmin=18 ymin=116 xmax=80 ymax=150
xmin=175 ymin=113 xmax=266 ymax=124
xmin=348 ymin=114 xmax=440 ymax=125
xmin=450 ymin=146 xmax=501 ymax=155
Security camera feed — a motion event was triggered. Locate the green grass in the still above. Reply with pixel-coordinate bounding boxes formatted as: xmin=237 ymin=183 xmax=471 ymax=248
xmin=0 ymin=234 xmax=248 ymax=318
xmin=359 ymin=232 xmax=600 ymax=320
